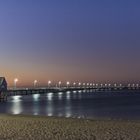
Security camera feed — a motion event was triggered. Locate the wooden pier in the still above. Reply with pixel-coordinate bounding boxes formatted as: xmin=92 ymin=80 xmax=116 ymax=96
xmin=0 ymin=77 xmax=140 ymax=101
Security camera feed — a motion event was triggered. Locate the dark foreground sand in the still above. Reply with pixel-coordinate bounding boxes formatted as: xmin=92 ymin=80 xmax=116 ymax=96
xmin=0 ymin=115 xmax=140 ymax=140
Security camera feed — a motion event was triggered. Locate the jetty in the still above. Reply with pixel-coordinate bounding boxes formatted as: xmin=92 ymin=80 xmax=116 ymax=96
xmin=0 ymin=77 xmax=140 ymax=101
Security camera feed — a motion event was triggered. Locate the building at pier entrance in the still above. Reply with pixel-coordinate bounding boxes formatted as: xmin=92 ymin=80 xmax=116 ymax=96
xmin=0 ymin=77 xmax=7 ymax=92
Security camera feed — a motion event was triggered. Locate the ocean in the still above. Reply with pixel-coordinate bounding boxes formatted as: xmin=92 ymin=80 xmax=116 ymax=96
xmin=1 ymin=90 xmax=140 ymax=120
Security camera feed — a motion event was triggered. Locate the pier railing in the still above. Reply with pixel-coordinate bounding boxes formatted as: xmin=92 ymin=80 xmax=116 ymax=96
xmin=6 ymin=86 xmax=140 ymax=96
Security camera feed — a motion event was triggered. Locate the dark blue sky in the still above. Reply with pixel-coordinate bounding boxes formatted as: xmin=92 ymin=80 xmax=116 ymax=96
xmin=0 ymin=0 xmax=140 ymax=85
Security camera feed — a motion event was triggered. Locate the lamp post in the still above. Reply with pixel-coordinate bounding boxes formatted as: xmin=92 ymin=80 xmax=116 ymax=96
xmin=90 ymin=83 xmax=92 ymax=88
xmin=96 ymin=83 xmax=98 ymax=88
xmin=78 ymin=82 xmax=81 ymax=88
xmin=114 ymin=83 xmax=117 ymax=88
xmin=100 ymin=84 xmax=103 ymax=88
xmin=66 ymin=81 xmax=70 ymax=88
xmin=83 ymin=83 xmax=85 ymax=88
xmin=58 ymin=81 xmax=61 ymax=88
xmin=73 ymin=82 xmax=76 ymax=88
xmin=34 ymin=80 xmax=37 ymax=88
xmin=14 ymin=78 xmax=18 ymax=89
xmin=48 ymin=80 xmax=51 ymax=88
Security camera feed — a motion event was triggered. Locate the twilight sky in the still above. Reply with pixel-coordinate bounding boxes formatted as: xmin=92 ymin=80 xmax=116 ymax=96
xmin=0 ymin=0 xmax=140 ymax=86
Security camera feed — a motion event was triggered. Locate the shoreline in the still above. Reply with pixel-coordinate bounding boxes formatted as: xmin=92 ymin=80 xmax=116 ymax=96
xmin=1 ymin=113 xmax=140 ymax=122
xmin=0 ymin=114 xmax=140 ymax=140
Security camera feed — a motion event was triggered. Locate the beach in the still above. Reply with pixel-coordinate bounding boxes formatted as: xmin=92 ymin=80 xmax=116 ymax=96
xmin=0 ymin=115 xmax=139 ymax=140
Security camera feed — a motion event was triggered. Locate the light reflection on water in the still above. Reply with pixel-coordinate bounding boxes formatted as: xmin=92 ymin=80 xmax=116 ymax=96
xmin=78 ymin=92 xmax=82 ymax=99
xmin=47 ymin=92 xmax=53 ymax=101
xmin=46 ymin=93 xmax=54 ymax=116
xmin=12 ymin=95 xmax=22 ymax=102
xmin=33 ymin=94 xmax=40 ymax=101
xmin=66 ymin=91 xmax=71 ymax=100
xmin=2 ymin=90 xmax=140 ymax=119
xmin=58 ymin=92 xmax=63 ymax=100
xmin=11 ymin=96 xmax=22 ymax=114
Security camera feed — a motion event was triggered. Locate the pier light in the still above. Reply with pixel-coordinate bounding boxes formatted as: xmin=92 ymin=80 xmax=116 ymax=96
xmin=34 ymin=80 xmax=37 ymax=88
xmin=119 ymin=84 xmax=122 ymax=87
xmin=90 ymin=83 xmax=92 ymax=86
xmin=108 ymin=84 xmax=111 ymax=87
xmin=58 ymin=81 xmax=61 ymax=88
xmin=136 ymin=84 xmax=139 ymax=87
xmin=83 ymin=83 xmax=85 ymax=86
xmin=114 ymin=83 xmax=117 ymax=87
xmin=93 ymin=83 xmax=95 ymax=86
xmin=73 ymin=82 xmax=76 ymax=88
xmin=48 ymin=80 xmax=51 ymax=87
xmin=66 ymin=81 xmax=70 ymax=88
xmin=132 ymin=84 xmax=135 ymax=87
xmin=87 ymin=83 xmax=89 ymax=88
xmin=14 ymin=78 xmax=18 ymax=89
xmin=96 ymin=84 xmax=98 ymax=87
xmin=73 ymin=82 xmax=76 ymax=85
xmin=100 ymin=84 xmax=103 ymax=87
xmin=105 ymin=84 xmax=107 ymax=87
xmin=128 ymin=83 xmax=131 ymax=87
xmin=78 ymin=82 xmax=81 ymax=87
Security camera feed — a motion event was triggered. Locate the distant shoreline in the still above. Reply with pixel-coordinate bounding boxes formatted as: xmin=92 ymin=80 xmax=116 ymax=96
xmin=0 ymin=114 xmax=140 ymax=140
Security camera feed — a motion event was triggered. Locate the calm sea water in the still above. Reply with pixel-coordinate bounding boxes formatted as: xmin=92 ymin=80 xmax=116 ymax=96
xmin=1 ymin=90 xmax=140 ymax=120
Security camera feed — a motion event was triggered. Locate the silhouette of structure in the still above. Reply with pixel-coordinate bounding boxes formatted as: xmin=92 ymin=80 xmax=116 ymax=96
xmin=0 ymin=77 xmax=7 ymax=101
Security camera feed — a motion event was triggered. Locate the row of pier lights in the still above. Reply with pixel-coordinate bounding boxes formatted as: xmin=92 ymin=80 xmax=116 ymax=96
xmin=13 ymin=78 xmax=140 ymax=89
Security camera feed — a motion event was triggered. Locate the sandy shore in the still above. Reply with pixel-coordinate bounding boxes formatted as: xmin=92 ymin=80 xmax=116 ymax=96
xmin=0 ymin=115 xmax=140 ymax=140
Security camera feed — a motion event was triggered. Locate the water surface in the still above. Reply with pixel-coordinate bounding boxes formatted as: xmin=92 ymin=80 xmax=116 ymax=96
xmin=1 ymin=90 xmax=140 ymax=120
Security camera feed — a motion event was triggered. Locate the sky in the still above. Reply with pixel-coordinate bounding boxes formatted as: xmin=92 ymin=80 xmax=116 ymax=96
xmin=0 ymin=0 xmax=140 ymax=87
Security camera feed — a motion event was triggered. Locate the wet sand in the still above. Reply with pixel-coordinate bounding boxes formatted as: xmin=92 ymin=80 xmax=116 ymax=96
xmin=0 ymin=114 xmax=140 ymax=140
